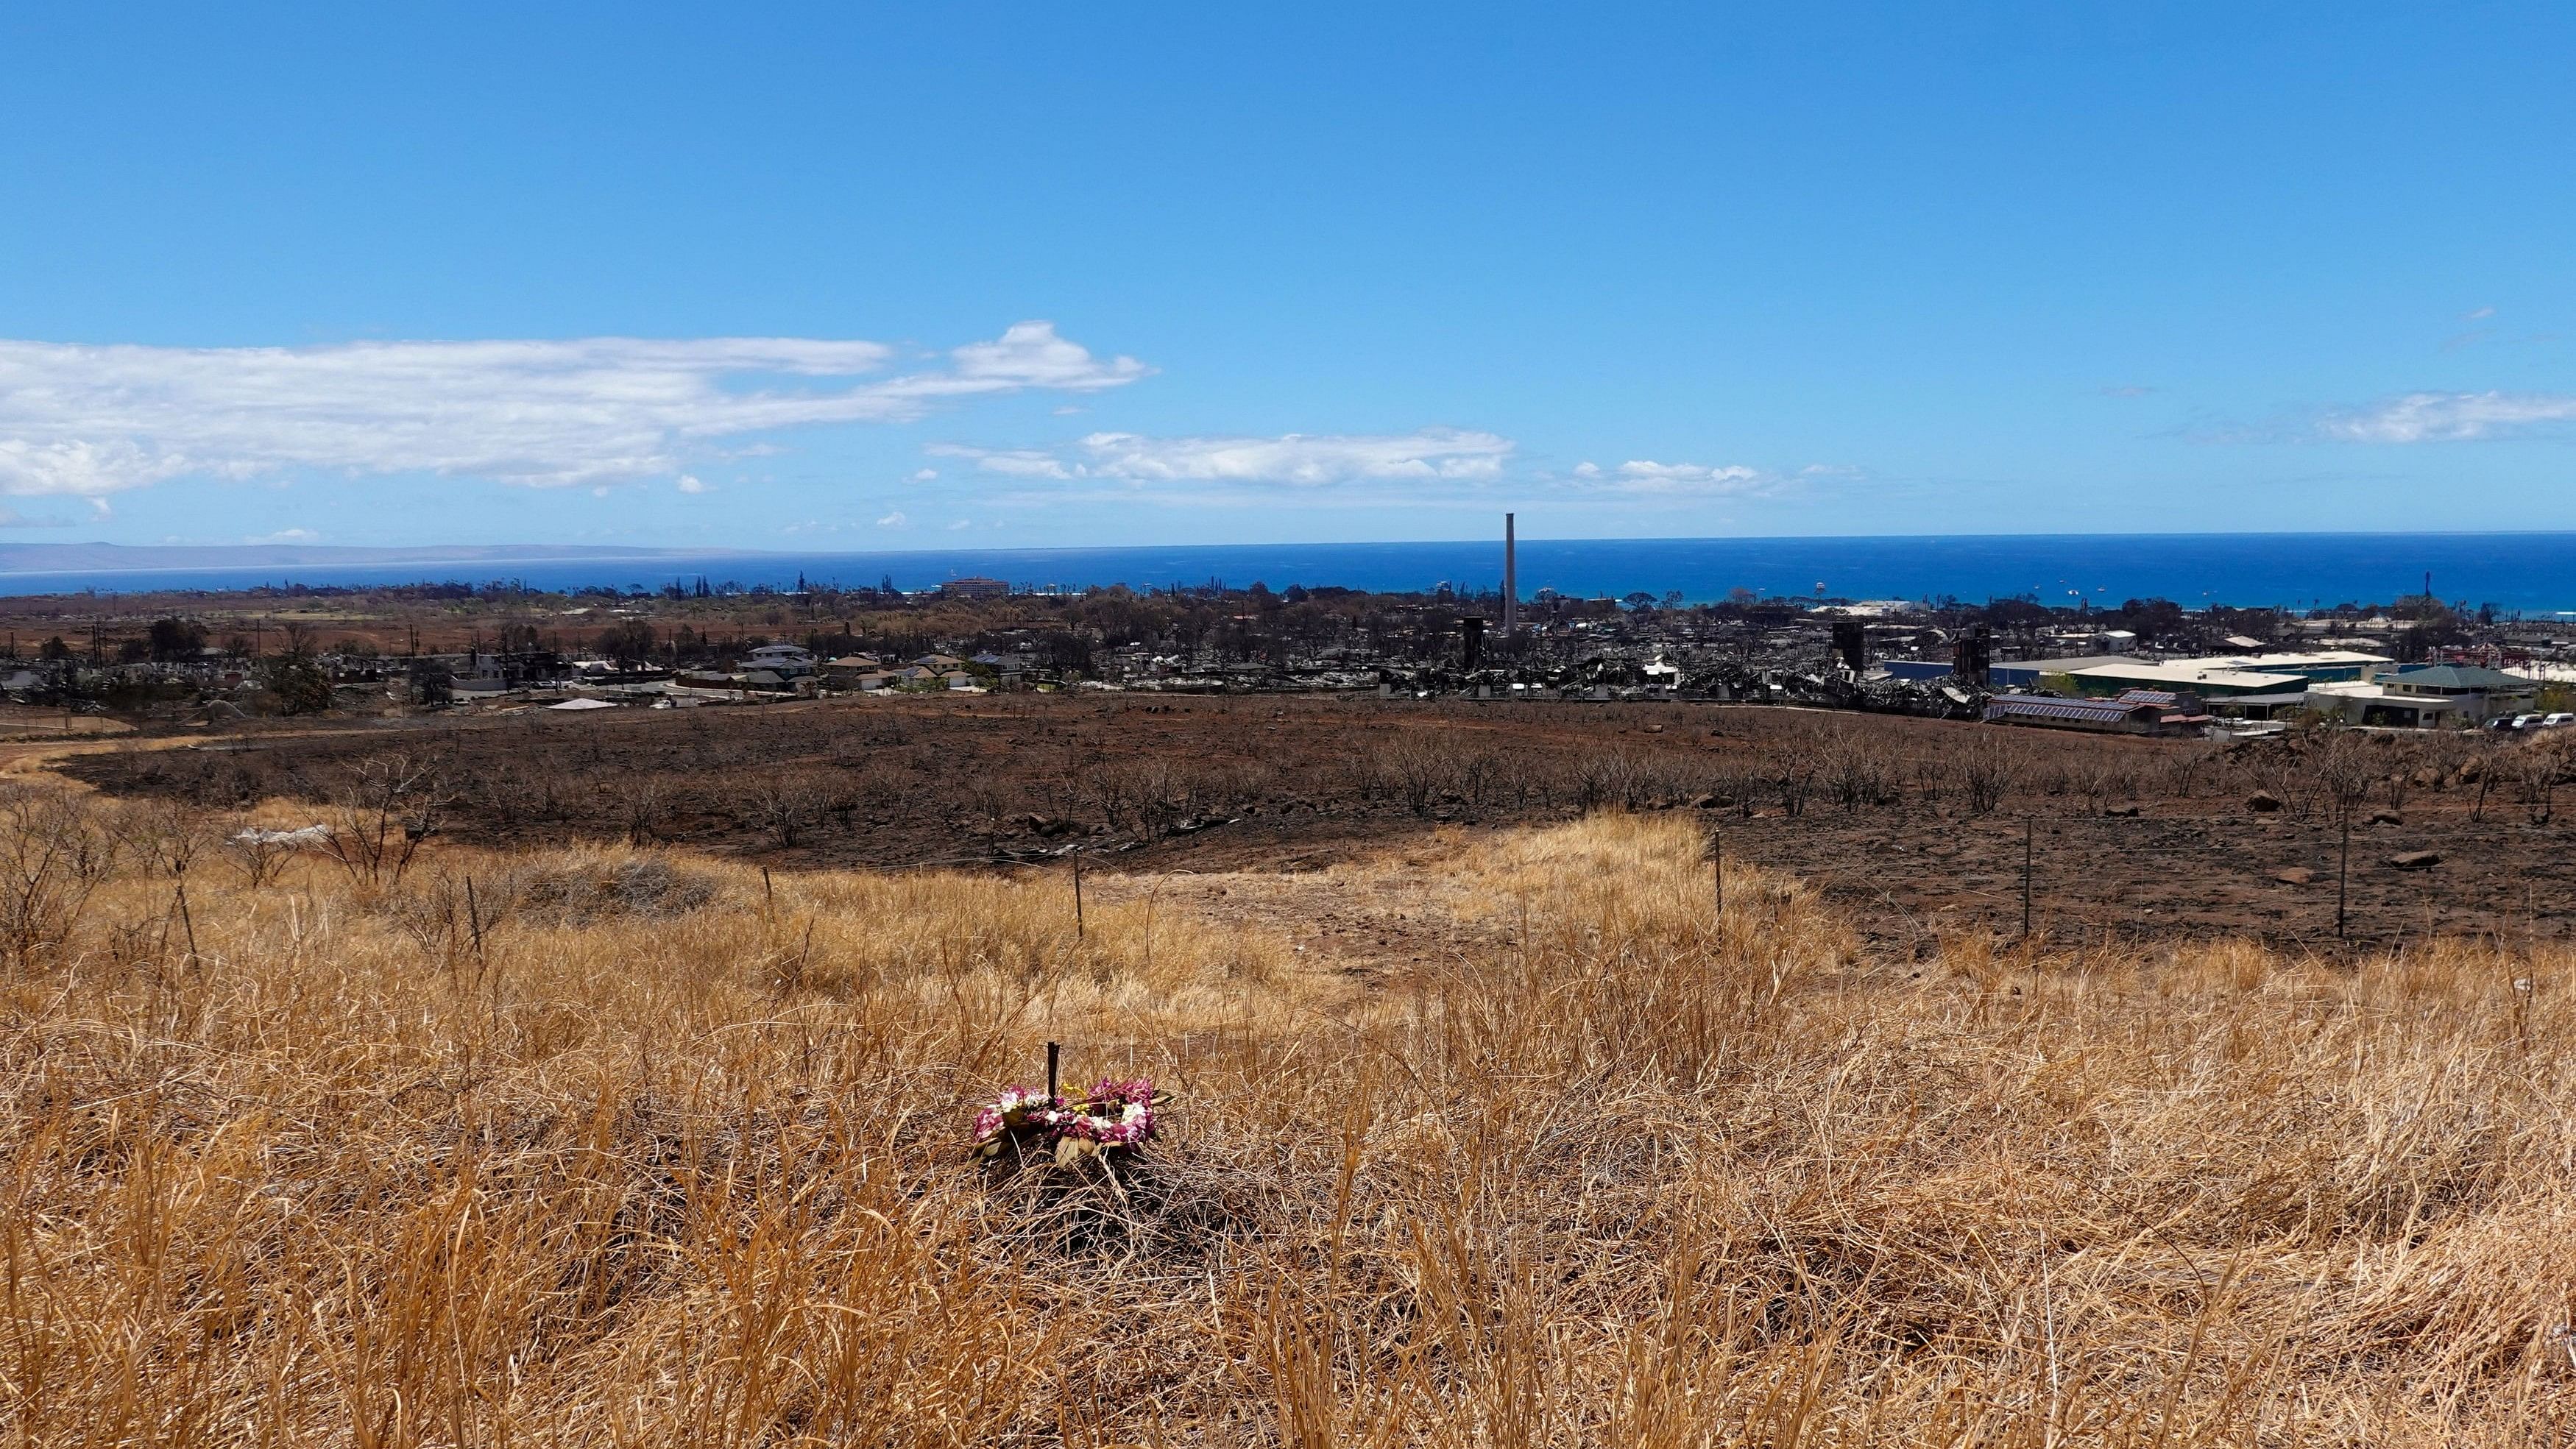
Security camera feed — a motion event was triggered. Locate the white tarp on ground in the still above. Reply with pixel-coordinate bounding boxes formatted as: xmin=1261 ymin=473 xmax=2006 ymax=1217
xmin=548 ymin=696 xmax=618 ymax=710
xmin=233 ymin=825 xmax=333 ymax=848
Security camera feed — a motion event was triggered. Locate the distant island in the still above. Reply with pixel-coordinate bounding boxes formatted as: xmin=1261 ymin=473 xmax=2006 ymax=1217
xmin=0 ymin=541 xmax=746 ymax=574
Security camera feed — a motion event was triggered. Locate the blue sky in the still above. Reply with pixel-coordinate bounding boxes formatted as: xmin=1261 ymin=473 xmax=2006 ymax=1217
xmin=1 ymin=2 xmax=2571 ymax=551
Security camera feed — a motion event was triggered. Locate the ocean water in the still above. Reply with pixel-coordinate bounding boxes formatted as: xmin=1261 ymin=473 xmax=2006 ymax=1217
xmin=6 ymin=533 xmax=2575 ymax=614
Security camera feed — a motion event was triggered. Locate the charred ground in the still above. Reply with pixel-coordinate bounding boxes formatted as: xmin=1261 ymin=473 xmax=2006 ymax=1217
xmin=58 ymin=694 xmax=2576 ymax=952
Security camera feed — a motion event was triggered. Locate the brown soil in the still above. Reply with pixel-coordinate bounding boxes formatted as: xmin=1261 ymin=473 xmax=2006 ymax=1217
xmin=1710 ymin=798 xmax=2564 ymax=954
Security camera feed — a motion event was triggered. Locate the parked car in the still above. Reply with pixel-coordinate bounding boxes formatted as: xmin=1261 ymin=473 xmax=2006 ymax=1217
xmin=2512 ymin=713 xmax=2544 ymax=731
xmin=2546 ymin=712 xmax=2576 ymax=729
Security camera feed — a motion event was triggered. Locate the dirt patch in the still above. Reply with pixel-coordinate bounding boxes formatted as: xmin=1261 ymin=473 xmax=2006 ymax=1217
xmin=1080 ymin=827 xmax=1522 ymax=984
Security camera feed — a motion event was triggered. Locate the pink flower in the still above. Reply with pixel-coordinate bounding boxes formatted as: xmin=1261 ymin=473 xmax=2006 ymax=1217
xmin=972 ymin=1077 xmax=1159 ymax=1158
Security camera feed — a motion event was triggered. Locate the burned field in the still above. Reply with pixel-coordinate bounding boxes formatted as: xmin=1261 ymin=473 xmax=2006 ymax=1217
xmin=61 ymin=694 xmax=2576 ymax=951
xmin=29 ymin=695 xmax=2576 ymax=1439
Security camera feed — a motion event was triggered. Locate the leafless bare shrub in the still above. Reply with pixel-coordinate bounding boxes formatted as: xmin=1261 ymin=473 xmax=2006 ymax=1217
xmin=2243 ymin=745 xmax=2314 ymax=821
xmin=318 ymin=754 xmax=445 ymax=890
xmin=2466 ymin=740 xmax=2500 ymax=822
xmin=0 ymin=787 xmax=117 ymax=969
xmin=1956 ymin=734 xmax=2020 ymax=815
xmin=746 ymin=769 xmax=831 ymax=849
xmin=382 ymin=871 xmax=475 ymax=966
xmin=612 ymin=775 xmax=665 ymax=845
xmin=223 ymin=832 xmax=294 ymax=888
xmin=1337 ymin=748 xmax=1388 ymax=804
xmin=120 ymin=797 xmax=214 ymax=879
xmin=2379 ymin=741 xmax=2418 ymax=812
xmin=2156 ymin=743 xmax=2218 ymax=800
xmin=1713 ymin=760 xmax=1763 ymax=819
xmin=1385 ymin=739 xmax=1457 ymax=817
xmin=1569 ymin=752 xmax=1621 ymax=812
xmin=1081 ymin=763 xmax=1139 ymax=835
xmin=1774 ymin=756 xmax=1816 ymax=818
xmin=2312 ymin=729 xmax=2379 ymax=831
xmin=1455 ymin=748 xmax=1501 ymax=809
xmin=1822 ymin=730 xmax=1890 ymax=813
xmin=1130 ymin=761 xmax=1183 ymax=840
xmin=2515 ymin=739 xmax=2564 ymax=825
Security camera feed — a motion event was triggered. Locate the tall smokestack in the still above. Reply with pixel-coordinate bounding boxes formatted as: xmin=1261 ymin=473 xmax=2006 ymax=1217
xmin=1503 ymin=512 xmax=1517 ymax=634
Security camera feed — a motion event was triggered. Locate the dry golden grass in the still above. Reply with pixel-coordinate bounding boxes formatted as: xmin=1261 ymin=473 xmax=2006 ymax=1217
xmin=4 ymin=785 xmax=2575 ymax=1445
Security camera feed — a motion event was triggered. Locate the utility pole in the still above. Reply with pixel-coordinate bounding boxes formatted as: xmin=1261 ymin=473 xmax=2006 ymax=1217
xmin=1501 ymin=512 xmax=1518 ymax=635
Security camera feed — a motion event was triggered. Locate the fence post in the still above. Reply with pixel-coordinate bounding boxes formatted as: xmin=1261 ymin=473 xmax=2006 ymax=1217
xmin=2337 ymin=815 xmax=2351 ymax=939
xmin=1047 ymin=1041 xmax=1061 ymax=1102
xmin=1073 ymin=855 xmax=1086 ymax=940
xmin=2021 ymin=817 xmax=2033 ymax=942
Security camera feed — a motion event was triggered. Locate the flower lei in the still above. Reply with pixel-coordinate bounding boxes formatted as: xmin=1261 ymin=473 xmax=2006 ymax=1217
xmin=971 ymin=1077 xmax=1166 ymax=1165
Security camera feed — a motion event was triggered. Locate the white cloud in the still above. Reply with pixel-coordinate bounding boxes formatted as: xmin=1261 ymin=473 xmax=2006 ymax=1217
xmin=0 ymin=322 xmax=1147 ymax=497
xmin=910 ymin=467 xmax=938 ymax=481
xmin=1590 ymin=460 xmax=1774 ymax=495
xmin=0 ymin=506 xmax=73 ymax=528
xmin=946 ymin=519 xmax=972 ymax=531
xmin=927 ymin=444 xmax=1072 ymax=479
xmin=2465 ymin=305 xmax=2497 ymax=320
xmin=676 ymin=474 xmax=707 ymax=494
xmin=1572 ymin=461 xmax=1601 ymax=478
xmin=1083 ymin=429 xmax=1512 ymax=483
xmin=935 ymin=428 xmax=1513 ymax=487
xmin=247 ymin=528 xmax=322 ymax=543
xmin=875 ymin=510 xmax=907 ymax=528
xmin=945 ymin=321 xmax=1147 ymax=393
xmin=2318 ymin=392 xmax=2576 ymax=443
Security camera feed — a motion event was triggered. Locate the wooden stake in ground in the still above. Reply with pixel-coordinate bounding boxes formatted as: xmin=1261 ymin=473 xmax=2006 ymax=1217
xmin=1047 ymin=1041 xmax=1061 ymax=1102
xmin=1073 ymin=854 xmax=1086 ymax=940
xmin=174 ymin=880 xmax=198 ymax=966
xmin=2337 ymin=814 xmax=2351 ymax=939
xmin=2022 ymin=816 xmax=2034 ymax=941
xmin=1711 ymin=827 xmax=1724 ymax=918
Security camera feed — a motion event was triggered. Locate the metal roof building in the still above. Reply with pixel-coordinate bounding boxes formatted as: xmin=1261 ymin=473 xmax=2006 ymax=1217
xmin=2062 ymin=659 xmax=2307 ymax=698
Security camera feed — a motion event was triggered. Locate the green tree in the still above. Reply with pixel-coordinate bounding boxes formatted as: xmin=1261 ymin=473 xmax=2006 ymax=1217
xmin=261 ymin=656 xmax=335 ymax=715
xmin=598 ymin=618 xmax=657 ymax=669
xmin=146 ymin=617 xmax=207 ymax=662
